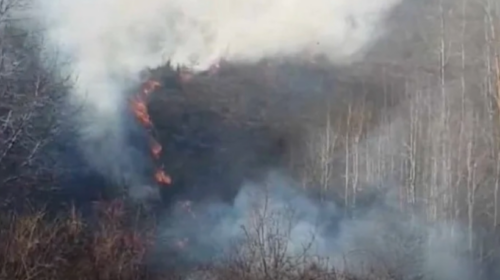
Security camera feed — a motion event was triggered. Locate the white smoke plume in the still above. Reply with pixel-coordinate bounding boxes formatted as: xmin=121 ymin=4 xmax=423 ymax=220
xmin=27 ymin=1 xmax=484 ymax=278
xmin=35 ymin=0 xmax=401 ymax=71
xmin=30 ymin=0 xmax=401 ymax=197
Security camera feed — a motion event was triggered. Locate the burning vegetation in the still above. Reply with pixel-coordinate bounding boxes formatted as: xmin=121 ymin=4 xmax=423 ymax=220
xmin=130 ymin=79 xmax=172 ymax=187
xmin=5 ymin=0 xmax=500 ymax=279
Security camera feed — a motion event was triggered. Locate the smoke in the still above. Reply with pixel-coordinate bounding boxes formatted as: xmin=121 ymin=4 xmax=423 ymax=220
xmin=35 ymin=0 xmax=401 ymax=70
xmin=26 ymin=0 xmax=487 ymax=278
xmin=30 ymin=0 xmax=401 ymax=198
xmin=160 ymin=172 xmax=477 ymax=280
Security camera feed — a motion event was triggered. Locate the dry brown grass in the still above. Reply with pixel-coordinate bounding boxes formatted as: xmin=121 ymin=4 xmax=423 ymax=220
xmin=0 ymin=200 xmax=155 ymax=280
xmin=0 ymin=199 xmax=398 ymax=280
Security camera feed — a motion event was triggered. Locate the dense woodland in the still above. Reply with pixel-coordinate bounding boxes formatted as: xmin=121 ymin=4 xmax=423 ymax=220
xmin=2 ymin=0 xmax=500 ymax=279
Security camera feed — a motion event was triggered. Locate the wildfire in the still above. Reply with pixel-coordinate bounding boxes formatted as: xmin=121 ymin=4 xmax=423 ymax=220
xmin=130 ymin=77 xmax=171 ymax=187
xmin=150 ymin=138 xmax=162 ymax=159
xmin=130 ymin=69 xmax=203 ymax=252
xmin=130 ymin=98 xmax=152 ymax=127
xmin=155 ymin=169 xmax=171 ymax=185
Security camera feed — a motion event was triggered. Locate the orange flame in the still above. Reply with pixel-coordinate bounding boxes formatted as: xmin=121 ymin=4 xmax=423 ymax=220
xmin=130 ymin=78 xmax=171 ymax=187
xmin=150 ymin=138 xmax=162 ymax=159
xmin=155 ymin=169 xmax=171 ymax=185
xmin=132 ymin=75 xmax=199 ymax=250
xmin=130 ymin=98 xmax=152 ymax=127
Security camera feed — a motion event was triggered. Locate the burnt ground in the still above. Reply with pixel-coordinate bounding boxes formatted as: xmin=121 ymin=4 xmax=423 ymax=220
xmin=33 ymin=60 xmax=404 ymax=217
xmin=147 ymin=60 xmax=404 ymax=206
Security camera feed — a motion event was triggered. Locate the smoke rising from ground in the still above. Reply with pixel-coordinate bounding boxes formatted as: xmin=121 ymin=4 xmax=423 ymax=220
xmin=160 ymin=172 xmax=476 ymax=280
xmin=25 ymin=0 xmax=492 ymax=278
xmin=36 ymin=0 xmax=401 ymax=70
xmin=31 ymin=0 xmax=401 ymax=197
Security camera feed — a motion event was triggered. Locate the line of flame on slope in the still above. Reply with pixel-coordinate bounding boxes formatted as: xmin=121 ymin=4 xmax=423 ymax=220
xmin=130 ymin=79 xmax=171 ymax=186
xmin=142 ymin=65 xmax=220 ymax=250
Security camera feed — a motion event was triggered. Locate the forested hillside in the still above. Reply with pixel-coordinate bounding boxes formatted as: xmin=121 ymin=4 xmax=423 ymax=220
xmin=1 ymin=0 xmax=500 ymax=279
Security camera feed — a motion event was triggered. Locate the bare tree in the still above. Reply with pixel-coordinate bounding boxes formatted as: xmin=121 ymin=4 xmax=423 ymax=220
xmin=0 ymin=0 xmax=70 ymax=196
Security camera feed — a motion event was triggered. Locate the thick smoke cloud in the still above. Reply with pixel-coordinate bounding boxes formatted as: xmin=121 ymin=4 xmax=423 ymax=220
xmin=31 ymin=0 xmax=401 ymax=198
xmin=36 ymin=0 xmax=401 ymax=70
xmin=27 ymin=0 xmax=486 ymax=278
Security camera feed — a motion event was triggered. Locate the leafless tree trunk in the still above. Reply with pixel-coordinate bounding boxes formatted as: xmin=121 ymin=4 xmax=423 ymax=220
xmin=0 ymin=0 xmax=71 ymax=196
xmin=344 ymin=104 xmax=351 ymax=209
